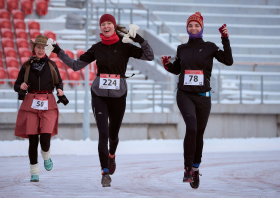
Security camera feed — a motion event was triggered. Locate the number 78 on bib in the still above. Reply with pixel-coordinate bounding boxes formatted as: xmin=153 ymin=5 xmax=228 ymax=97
xmin=184 ymin=70 xmax=204 ymax=86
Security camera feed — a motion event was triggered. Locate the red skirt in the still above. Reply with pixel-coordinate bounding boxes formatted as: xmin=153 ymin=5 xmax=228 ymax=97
xmin=15 ymin=93 xmax=59 ymax=138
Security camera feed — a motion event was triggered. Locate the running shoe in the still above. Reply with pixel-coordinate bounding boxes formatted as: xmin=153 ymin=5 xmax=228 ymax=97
xmin=30 ymin=175 xmax=39 ymax=182
xmin=183 ymin=167 xmax=193 ymax=183
xmin=101 ymin=168 xmax=111 ymax=187
xmin=190 ymin=168 xmax=201 ymax=189
xmin=44 ymin=158 xmax=53 ymax=171
xmin=108 ymin=155 xmax=116 ymax=175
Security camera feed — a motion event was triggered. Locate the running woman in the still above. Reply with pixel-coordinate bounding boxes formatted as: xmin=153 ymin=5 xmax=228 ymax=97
xmin=51 ymin=14 xmax=154 ymax=187
xmin=161 ymin=12 xmax=233 ymax=189
xmin=14 ymin=35 xmax=65 ymax=182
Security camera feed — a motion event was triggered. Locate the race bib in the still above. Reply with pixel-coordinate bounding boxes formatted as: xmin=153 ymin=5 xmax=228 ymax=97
xmin=99 ymin=74 xmax=120 ymax=90
xmin=184 ymin=70 xmax=204 ymax=86
xmin=31 ymin=97 xmax=48 ymax=110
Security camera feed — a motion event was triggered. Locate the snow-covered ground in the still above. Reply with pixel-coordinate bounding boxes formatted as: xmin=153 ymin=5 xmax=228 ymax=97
xmin=1 ymin=138 xmax=280 ymax=197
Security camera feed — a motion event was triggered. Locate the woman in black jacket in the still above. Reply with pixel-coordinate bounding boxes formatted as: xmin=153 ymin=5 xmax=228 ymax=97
xmin=52 ymin=14 xmax=154 ymax=187
xmin=14 ymin=35 xmax=64 ymax=182
xmin=161 ymin=12 xmax=233 ymax=189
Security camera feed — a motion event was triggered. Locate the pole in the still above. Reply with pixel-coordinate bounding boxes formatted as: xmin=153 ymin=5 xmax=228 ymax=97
xmin=83 ymin=0 xmax=90 ymax=140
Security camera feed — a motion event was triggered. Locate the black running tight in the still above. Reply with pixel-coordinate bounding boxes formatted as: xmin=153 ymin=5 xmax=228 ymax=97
xmin=176 ymin=89 xmax=211 ymax=170
xmin=28 ymin=133 xmax=51 ymax=165
xmin=91 ymin=92 xmax=126 ymax=169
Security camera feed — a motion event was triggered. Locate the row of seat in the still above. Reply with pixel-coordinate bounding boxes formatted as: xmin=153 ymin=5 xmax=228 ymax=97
xmin=0 ymin=0 xmax=49 ymax=16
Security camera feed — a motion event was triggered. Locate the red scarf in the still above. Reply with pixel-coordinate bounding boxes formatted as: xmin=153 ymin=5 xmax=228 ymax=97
xmin=99 ymin=32 xmax=119 ymax=45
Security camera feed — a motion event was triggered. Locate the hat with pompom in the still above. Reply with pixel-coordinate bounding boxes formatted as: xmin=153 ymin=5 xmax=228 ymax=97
xmin=187 ymin=12 xmax=203 ymax=27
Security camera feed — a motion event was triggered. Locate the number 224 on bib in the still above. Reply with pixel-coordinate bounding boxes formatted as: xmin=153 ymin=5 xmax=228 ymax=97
xmin=184 ymin=70 xmax=204 ymax=86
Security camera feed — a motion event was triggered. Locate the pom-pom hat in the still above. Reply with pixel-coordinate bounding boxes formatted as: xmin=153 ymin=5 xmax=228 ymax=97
xmin=187 ymin=12 xmax=203 ymax=27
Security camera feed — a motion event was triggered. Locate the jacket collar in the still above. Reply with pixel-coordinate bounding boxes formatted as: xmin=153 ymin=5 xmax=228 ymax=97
xmin=187 ymin=38 xmax=205 ymax=44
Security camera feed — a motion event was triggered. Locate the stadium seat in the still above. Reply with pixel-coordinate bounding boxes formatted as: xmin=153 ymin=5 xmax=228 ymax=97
xmin=52 ymin=58 xmax=64 ymax=69
xmin=0 ymin=19 xmax=12 ymax=29
xmin=16 ymin=38 xmax=29 ymax=50
xmin=4 ymin=47 xmax=17 ymax=59
xmin=0 ymin=9 xmax=10 ymax=19
xmin=7 ymin=0 xmax=19 ymax=13
xmin=49 ymin=52 xmax=57 ymax=59
xmin=0 ymin=68 xmax=6 ymax=84
xmin=81 ymin=68 xmax=95 ymax=85
xmin=29 ymin=29 xmax=41 ymax=39
xmin=44 ymin=30 xmax=56 ymax=40
xmin=7 ymin=67 xmax=19 ymax=85
xmin=13 ymin=19 xmax=26 ymax=30
xmin=76 ymin=49 xmax=85 ymax=59
xmin=11 ymin=10 xmax=25 ymax=20
xmin=21 ymin=0 xmax=33 ymax=15
xmin=0 ymin=0 xmax=5 ymax=9
xmin=15 ymin=29 xmax=28 ymax=40
xmin=0 ymin=59 xmax=4 ymax=69
xmin=2 ymin=38 xmax=15 ymax=49
xmin=6 ymin=57 xmax=19 ymax=69
xmin=64 ymin=49 xmax=74 ymax=59
xmin=67 ymin=68 xmax=80 ymax=86
xmin=0 ymin=50 xmax=2 ymax=59
xmin=27 ymin=20 xmax=40 ymax=31
xmin=1 ymin=28 xmax=14 ymax=39
xmin=20 ymin=57 xmax=29 ymax=65
xmin=36 ymin=0 xmax=48 ymax=16
xmin=58 ymin=68 xmax=67 ymax=84
xmin=18 ymin=48 xmax=32 ymax=59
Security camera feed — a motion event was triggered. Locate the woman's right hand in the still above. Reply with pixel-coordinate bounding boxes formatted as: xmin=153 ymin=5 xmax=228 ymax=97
xmin=20 ymin=82 xmax=29 ymax=90
xmin=161 ymin=55 xmax=171 ymax=65
xmin=52 ymin=44 xmax=61 ymax=54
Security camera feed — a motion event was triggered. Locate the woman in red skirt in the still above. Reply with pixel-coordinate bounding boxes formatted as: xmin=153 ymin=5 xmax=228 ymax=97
xmin=14 ymin=35 xmax=65 ymax=182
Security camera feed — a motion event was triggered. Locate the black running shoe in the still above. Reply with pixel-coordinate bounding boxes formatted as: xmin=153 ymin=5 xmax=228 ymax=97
xmin=108 ymin=156 xmax=116 ymax=175
xmin=183 ymin=167 xmax=193 ymax=183
xmin=101 ymin=170 xmax=111 ymax=187
xmin=190 ymin=169 xmax=201 ymax=189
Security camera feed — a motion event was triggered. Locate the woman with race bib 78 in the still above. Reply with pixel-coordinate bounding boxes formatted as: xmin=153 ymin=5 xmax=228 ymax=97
xmin=161 ymin=12 xmax=233 ymax=189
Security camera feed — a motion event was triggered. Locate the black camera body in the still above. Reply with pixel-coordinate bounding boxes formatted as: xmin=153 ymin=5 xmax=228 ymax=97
xmin=18 ymin=83 xmax=31 ymax=100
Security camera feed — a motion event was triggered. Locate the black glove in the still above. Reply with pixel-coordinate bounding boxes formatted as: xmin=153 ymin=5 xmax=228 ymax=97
xmin=52 ymin=44 xmax=61 ymax=54
xmin=57 ymin=95 xmax=69 ymax=106
xmin=129 ymin=33 xmax=144 ymax=44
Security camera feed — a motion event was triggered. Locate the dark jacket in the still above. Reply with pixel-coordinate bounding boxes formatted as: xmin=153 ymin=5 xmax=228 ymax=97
xmin=166 ymin=37 xmax=233 ymax=93
xmin=14 ymin=59 xmax=63 ymax=92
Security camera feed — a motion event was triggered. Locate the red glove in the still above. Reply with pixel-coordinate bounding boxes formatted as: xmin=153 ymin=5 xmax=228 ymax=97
xmin=219 ymin=24 xmax=227 ymax=37
xmin=162 ymin=56 xmax=171 ymax=70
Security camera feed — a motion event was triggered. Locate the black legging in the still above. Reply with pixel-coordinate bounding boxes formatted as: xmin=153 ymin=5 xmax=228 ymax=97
xmin=91 ymin=92 xmax=126 ymax=169
xmin=176 ymin=89 xmax=211 ymax=170
xmin=29 ymin=133 xmax=51 ymax=165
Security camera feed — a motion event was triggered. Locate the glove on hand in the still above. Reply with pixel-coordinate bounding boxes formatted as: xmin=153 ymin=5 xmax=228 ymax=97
xmin=45 ymin=38 xmax=56 ymax=57
xmin=57 ymin=95 xmax=69 ymax=106
xmin=161 ymin=56 xmax=171 ymax=70
xmin=52 ymin=44 xmax=62 ymax=54
xmin=129 ymin=33 xmax=144 ymax=44
xmin=219 ymin=24 xmax=228 ymax=38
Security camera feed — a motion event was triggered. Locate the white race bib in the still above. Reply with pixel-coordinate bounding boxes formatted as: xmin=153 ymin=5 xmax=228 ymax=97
xmin=31 ymin=97 xmax=48 ymax=110
xmin=184 ymin=70 xmax=204 ymax=86
xmin=99 ymin=74 xmax=120 ymax=90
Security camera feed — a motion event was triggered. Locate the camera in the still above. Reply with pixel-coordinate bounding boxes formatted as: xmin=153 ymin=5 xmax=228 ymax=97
xmin=18 ymin=89 xmax=27 ymax=100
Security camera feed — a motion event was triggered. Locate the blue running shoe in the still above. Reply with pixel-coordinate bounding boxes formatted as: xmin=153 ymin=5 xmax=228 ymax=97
xmin=44 ymin=158 xmax=53 ymax=171
xmin=30 ymin=175 xmax=39 ymax=182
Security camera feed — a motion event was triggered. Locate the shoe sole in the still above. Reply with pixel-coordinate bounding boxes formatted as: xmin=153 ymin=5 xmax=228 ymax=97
xmin=101 ymin=175 xmax=112 ymax=187
xmin=30 ymin=180 xmax=39 ymax=182
xmin=183 ymin=178 xmax=194 ymax=183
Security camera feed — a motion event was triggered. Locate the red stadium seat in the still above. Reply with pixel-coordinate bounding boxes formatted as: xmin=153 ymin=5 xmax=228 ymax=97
xmin=76 ymin=49 xmax=85 ymax=59
xmin=7 ymin=0 xmax=19 ymax=13
xmin=16 ymin=38 xmax=29 ymax=50
xmin=6 ymin=57 xmax=19 ymax=69
xmin=21 ymin=0 xmax=33 ymax=15
xmin=27 ymin=20 xmax=40 ymax=31
xmin=44 ymin=30 xmax=56 ymax=40
xmin=67 ymin=68 xmax=81 ymax=86
xmin=2 ymin=38 xmax=15 ymax=49
xmin=4 ymin=47 xmax=17 ymax=59
xmin=18 ymin=48 xmax=32 ymax=59
xmin=64 ymin=49 xmax=74 ymax=59
xmin=29 ymin=29 xmax=41 ymax=39
xmin=52 ymin=58 xmax=63 ymax=69
xmin=15 ymin=29 xmax=28 ymax=40
xmin=13 ymin=19 xmax=26 ymax=30
xmin=11 ymin=10 xmax=25 ymax=20
xmin=0 ymin=0 xmax=5 ymax=9
xmin=20 ymin=57 xmax=29 ymax=65
xmin=36 ymin=0 xmax=48 ymax=16
xmin=49 ymin=52 xmax=57 ymax=59
xmin=1 ymin=28 xmax=13 ymax=39
xmin=0 ymin=50 xmax=2 ymax=59
xmin=7 ymin=67 xmax=19 ymax=85
xmin=0 ymin=19 xmax=12 ymax=29
xmin=0 ymin=68 xmax=7 ymax=84
xmin=0 ymin=9 xmax=10 ymax=19
xmin=0 ymin=59 xmax=4 ymax=69
xmin=81 ymin=68 xmax=96 ymax=85
xmin=58 ymin=68 xmax=67 ymax=84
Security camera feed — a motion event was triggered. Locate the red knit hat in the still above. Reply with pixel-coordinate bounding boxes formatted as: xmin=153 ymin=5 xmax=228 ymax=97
xmin=99 ymin=14 xmax=117 ymax=28
xmin=187 ymin=12 xmax=203 ymax=27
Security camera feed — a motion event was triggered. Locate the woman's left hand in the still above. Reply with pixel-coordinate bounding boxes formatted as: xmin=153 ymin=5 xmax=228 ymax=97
xmin=129 ymin=33 xmax=144 ymax=44
xmin=57 ymin=89 xmax=64 ymax=96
